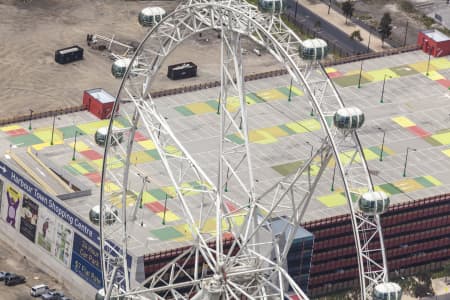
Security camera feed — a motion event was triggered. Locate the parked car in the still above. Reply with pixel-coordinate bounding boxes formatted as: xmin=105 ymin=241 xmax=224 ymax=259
xmin=4 ymin=274 xmax=26 ymax=286
xmin=41 ymin=290 xmax=64 ymax=300
xmin=31 ymin=284 xmax=50 ymax=297
xmin=0 ymin=272 xmax=12 ymax=281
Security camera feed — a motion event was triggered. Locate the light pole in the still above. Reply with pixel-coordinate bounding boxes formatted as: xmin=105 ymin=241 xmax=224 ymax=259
xmin=403 ymin=147 xmax=416 ymax=177
xmin=403 ymin=20 xmax=409 ymax=47
xmin=328 ymin=0 xmax=331 ymax=15
xmin=331 ymin=164 xmax=336 ymax=191
xmin=288 ymin=78 xmax=293 ymax=102
xmin=28 ymin=109 xmax=34 ymax=130
xmin=380 ymin=74 xmax=392 ymax=103
xmin=306 ymin=141 xmax=313 ymax=158
xmin=50 ymin=114 xmax=60 ymax=145
xmin=72 ymin=131 xmax=82 ymax=161
xmin=426 ymin=49 xmax=432 ymax=76
xmin=367 ymin=30 xmax=372 ymax=53
xmin=377 ymin=127 xmax=386 ymax=161
xmin=357 ymin=60 xmax=364 ymax=88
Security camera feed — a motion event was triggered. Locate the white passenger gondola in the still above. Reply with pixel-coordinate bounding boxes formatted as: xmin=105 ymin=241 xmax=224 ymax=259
xmin=89 ymin=205 xmax=118 ymax=226
xmin=358 ymin=191 xmax=390 ymax=215
xmin=300 ymin=39 xmax=328 ymax=60
xmin=138 ymin=7 xmax=166 ymax=27
xmin=258 ymin=0 xmax=284 ymax=14
xmin=333 ymin=107 xmax=365 ymax=130
xmin=95 ymin=127 xmax=124 ymax=146
xmin=373 ymin=282 xmax=402 ymax=300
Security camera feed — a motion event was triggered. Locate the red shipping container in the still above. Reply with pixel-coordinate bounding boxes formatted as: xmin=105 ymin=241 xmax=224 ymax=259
xmin=83 ymin=88 xmax=118 ymax=119
xmin=417 ymin=29 xmax=450 ymax=57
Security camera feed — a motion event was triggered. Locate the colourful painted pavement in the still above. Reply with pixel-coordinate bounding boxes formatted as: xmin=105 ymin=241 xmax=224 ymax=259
xmin=326 ymin=57 xmax=450 ymax=89
xmin=318 ymin=175 xmax=442 ymax=207
xmin=174 ymin=86 xmax=304 ymax=116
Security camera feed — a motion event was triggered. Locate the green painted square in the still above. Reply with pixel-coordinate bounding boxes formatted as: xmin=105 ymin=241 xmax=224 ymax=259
xmin=8 ymin=134 xmax=43 ymax=146
xmin=145 ymin=149 xmax=161 ymax=160
xmin=78 ymin=161 xmax=97 ymax=173
xmin=325 ymin=116 xmax=333 ymax=127
xmin=175 ymin=106 xmax=195 ymax=116
xmin=190 ymin=181 xmax=208 ymax=191
xmin=423 ymin=136 xmax=442 ymax=146
xmin=414 ymin=176 xmax=435 ymax=188
xmin=272 ymin=160 xmax=303 ymax=176
xmin=59 ymin=125 xmax=85 ymax=139
xmin=206 ymin=100 xmax=219 ymax=111
xmin=64 ymin=165 xmax=81 ymax=175
xmin=149 ymin=189 xmax=168 ymax=200
xmin=349 ymin=192 xmax=359 ymax=202
xmin=390 ymin=65 xmax=419 ymax=77
xmin=333 ymin=74 xmax=370 ymax=87
xmin=379 ymin=183 xmax=403 ymax=195
xmin=227 ymin=134 xmax=244 ymax=145
xmin=150 ymin=227 xmax=184 ymax=241
xmin=246 ymin=92 xmax=265 ymax=103
xmin=277 ymin=86 xmax=301 ymax=97
xmin=278 ymin=124 xmax=296 ymax=135
xmin=116 ymin=116 xmax=132 ymax=127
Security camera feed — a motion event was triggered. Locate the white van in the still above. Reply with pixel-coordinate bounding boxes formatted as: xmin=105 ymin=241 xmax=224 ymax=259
xmin=30 ymin=284 xmax=49 ymax=297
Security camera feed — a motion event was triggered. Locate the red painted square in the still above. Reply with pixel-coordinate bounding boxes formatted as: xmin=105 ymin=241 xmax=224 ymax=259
xmin=85 ymin=172 xmax=101 ymax=184
xmin=134 ymin=131 xmax=147 ymax=142
xmin=407 ymin=125 xmax=431 ymax=137
xmin=437 ymin=79 xmax=450 ymax=88
xmin=327 ymin=71 xmax=343 ymax=79
xmin=6 ymin=128 xmax=28 ymax=136
xmin=225 ymin=200 xmax=238 ymax=213
xmin=81 ymin=149 xmax=103 ymax=160
xmin=145 ymin=201 xmax=166 ymax=213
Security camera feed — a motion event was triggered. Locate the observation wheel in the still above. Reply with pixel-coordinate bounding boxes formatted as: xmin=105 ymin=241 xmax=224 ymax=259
xmin=99 ymin=0 xmax=402 ymax=299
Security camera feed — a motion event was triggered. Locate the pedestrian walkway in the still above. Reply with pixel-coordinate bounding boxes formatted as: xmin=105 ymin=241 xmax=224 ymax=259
xmin=296 ymin=0 xmax=387 ymax=52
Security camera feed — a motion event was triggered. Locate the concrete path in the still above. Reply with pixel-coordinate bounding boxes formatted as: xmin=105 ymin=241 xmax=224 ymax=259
xmin=296 ymin=0 xmax=388 ymax=52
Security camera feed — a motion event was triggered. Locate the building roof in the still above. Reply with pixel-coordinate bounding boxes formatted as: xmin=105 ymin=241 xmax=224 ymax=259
xmin=422 ymin=29 xmax=450 ymax=42
xmin=86 ymin=88 xmax=115 ymax=104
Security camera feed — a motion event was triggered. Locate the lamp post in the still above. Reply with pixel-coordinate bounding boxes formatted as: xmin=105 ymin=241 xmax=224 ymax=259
xmin=367 ymin=30 xmax=372 ymax=53
xmin=377 ymin=127 xmax=386 ymax=161
xmin=426 ymin=50 xmax=432 ymax=76
xmin=50 ymin=114 xmax=60 ymax=145
xmin=328 ymin=0 xmax=331 ymax=14
xmin=380 ymin=74 xmax=392 ymax=103
xmin=306 ymin=141 xmax=313 ymax=158
xmin=331 ymin=164 xmax=336 ymax=191
xmin=288 ymin=78 xmax=293 ymax=102
xmin=403 ymin=20 xmax=409 ymax=47
xmin=403 ymin=147 xmax=416 ymax=177
xmin=357 ymin=60 xmax=364 ymax=88
xmin=72 ymin=131 xmax=81 ymax=161
xmin=28 ymin=109 xmax=34 ymax=130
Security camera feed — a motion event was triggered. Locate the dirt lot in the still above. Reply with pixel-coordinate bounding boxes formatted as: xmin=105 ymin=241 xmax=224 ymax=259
xmin=0 ymin=0 xmax=280 ymax=118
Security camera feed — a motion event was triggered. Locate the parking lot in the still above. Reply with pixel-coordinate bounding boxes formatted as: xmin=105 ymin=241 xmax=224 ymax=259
xmin=0 ymin=237 xmax=75 ymax=300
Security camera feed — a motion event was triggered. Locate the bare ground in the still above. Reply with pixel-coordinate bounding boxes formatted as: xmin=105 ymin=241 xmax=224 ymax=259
xmin=0 ymin=0 xmax=280 ymax=118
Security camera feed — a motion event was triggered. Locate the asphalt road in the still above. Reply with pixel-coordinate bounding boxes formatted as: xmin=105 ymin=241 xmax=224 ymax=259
xmin=284 ymin=0 xmax=369 ymax=56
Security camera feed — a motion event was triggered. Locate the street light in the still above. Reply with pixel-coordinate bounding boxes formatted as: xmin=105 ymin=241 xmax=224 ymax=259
xmin=331 ymin=164 xmax=336 ymax=191
xmin=72 ymin=131 xmax=82 ymax=161
xmin=50 ymin=114 xmax=60 ymax=145
xmin=28 ymin=109 xmax=34 ymax=130
xmin=426 ymin=49 xmax=432 ymax=76
xmin=380 ymin=73 xmax=392 ymax=103
xmin=377 ymin=127 xmax=386 ymax=161
xmin=305 ymin=141 xmax=313 ymax=158
xmin=403 ymin=147 xmax=416 ymax=177
xmin=357 ymin=60 xmax=364 ymax=88
xmin=288 ymin=78 xmax=293 ymax=102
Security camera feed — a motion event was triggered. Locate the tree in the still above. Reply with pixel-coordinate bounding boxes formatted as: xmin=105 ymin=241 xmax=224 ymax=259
xmin=342 ymin=1 xmax=354 ymax=24
xmin=379 ymin=12 xmax=393 ymax=47
xmin=350 ymin=30 xmax=363 ymax=41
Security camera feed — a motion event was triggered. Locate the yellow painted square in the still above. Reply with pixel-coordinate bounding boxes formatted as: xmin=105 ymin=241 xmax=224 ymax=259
xmin=291 ymin=86 xmax=304 ymax=96
xmin=425 ymin=71 xmax=445 ymax=80
xmin=164 ymin=145 xmax=182 ymax=156
xmin=70 ymin=163 xmax=89 ymax=175
xmin=201 ymin=218 xmax=217 ymax=233
xmin=424 ymin=175 xmax=442 ymax=186
xmin=174 ymin=223 xmax=193 ymax=237
xmin=365 ymin=69 xmax=400 ymax=82
xmin=339 ymin=150 xmax=361 ymax=165
xmin=431 ymin=58 xmax=450 ymax=70
xmin=431 ymin=132 xmax=450 ymax=145
xmin=325 ymin=67 xmax=337 ymax=73
xmin=248 ymin=130 xmax=266 ymax=143
xmin=381 ymin=145 xmax=395 ymax=155
xmin=254 ymin=131 xmax=277 ymax=144
xmin=285 ymin=121 xmax=309 ymax=133
xmin=130 ymin=151 xmax=154 ymax=164
xmin=138 ymin=140 xmax=156 ymax=150
xmin=298 ymin=119 xmax=321 ymax=131
xmin=157 ymin=211 xmax=180 ymax=222
xmin=264 ymin=126 xmax=289 ymax=138
xmin=363 ymin=148 xmax=379 ymax=161
xmin=162 ymin=186 xmax=177 ymax=198
xmin=0 ymin=125 xmax=22 ymax=131
xmin=92 ymin=157 xmax=124 ymax=170
xmin=33 ymin=128 xmax=53 ymax=142
xmin=318 ymin=193 xmax=347 ymax=207
xmin=105 ymin=182 xmax=120 ymax=193
xmin=392 ymin=116 xmax=415 ymax=128
xmin=393 ymin=178 xmax=422 ymax=193
xmin=180 ymin=183 xmax=198 ymax=196
xmin=442 ymin=149 xmax=450 ymax=157
xmin=185 ymin=102 xmax=216 ymax=114
xmin=69 ymin=141 xmax=90 ymax=152
xmin=142 ymin=191 xmax=158 ymax=204
xmin=345 ymin=70 xmax=361 ymax=76
xmin=256 ymin=89 xmax=286 ymax=101
xmin=32 ymin=142 xmax=49 ymax=151
xmin=409 ymin=61 xmax=436 ymax=73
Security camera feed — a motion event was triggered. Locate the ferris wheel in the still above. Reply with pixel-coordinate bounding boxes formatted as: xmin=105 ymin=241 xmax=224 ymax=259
xmin=99 ymin=0 xmax=402 ymax=299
